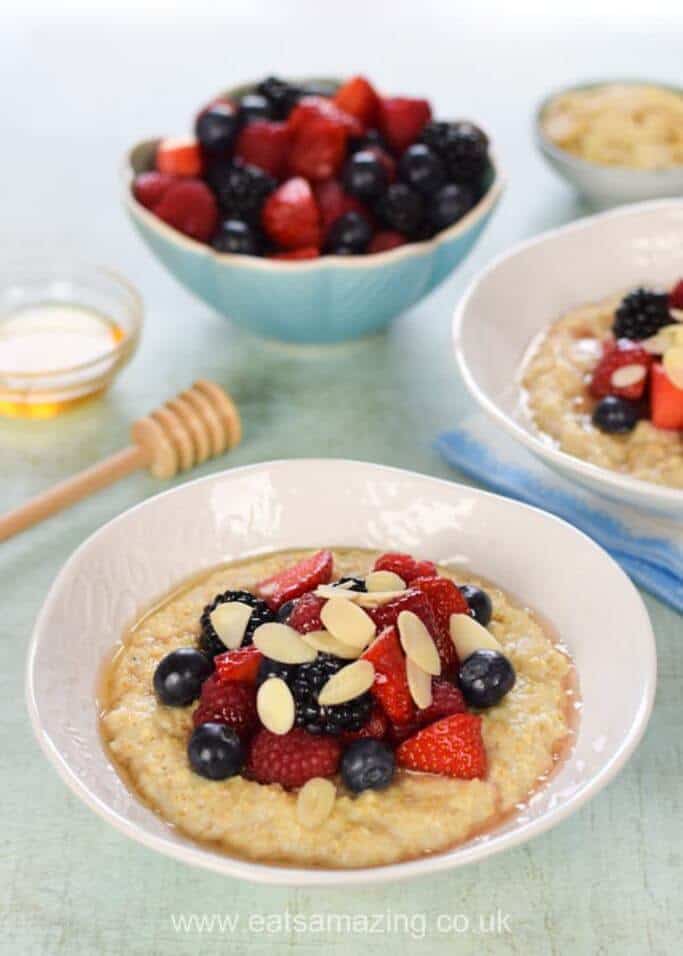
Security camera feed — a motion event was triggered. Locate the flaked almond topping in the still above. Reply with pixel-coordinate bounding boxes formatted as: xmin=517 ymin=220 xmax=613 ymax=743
xmin=610 ymin=363 xmax=647 ymax=388
xmin=406 ymin=657 xmax=433 ymax=710
xmin=449 ymin=612 xmax=502 ymax=661
xmin=397 ymin=610 xmax=441 ymax=676
xmin=208 ymin=601 xmax=253 ymax=650
xmin=314 ymin=585 xmax=359 ymax=601
xmin=671 ymin=308 xmax=683 ymax=323
xmin=318 ymin=659 xmax=375 ymax=706
xmin=253 ymin=622 xmax=318 ymax=664
xmin=298 ymin=629 xmax=362 ymax=659
xmin=365 ymin=570 xmax=406 ymax=593
xmin=355 ymin=590 xmax=408 ymax=607
xmin=296 ymin=777 xmax=336 ymax=828
xmin=320 ymin=598 xmax=376 ymax=649
xmin=256 ymin=678 xmax=295 ymax=735
xmin=663 ymin=345 xmax=683 ymax=388
xmin=643 ymin=324 xmax=683 ymax=354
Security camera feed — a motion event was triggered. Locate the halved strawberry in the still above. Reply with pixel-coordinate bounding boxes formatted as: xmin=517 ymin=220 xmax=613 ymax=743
xmin=256 ymin=549 xmax=333 ymax=610
xmin=670 ymin=279 xmax=683 ymax=310
xmin=288 ymin=96 xmax=362 ymax=136
xmin=154 ymin=179 xmax=218 ymax=242
xmin=589 ymin=339 xmax=652 ymax=400
xmin=378 ymin=97 xmax=432 ymax=153
xmin=365 ymin=589 xmax=438 ymax=640
xmin=132 ymin=171 xmax=176 ymax=210
xmin=411 ymin=576 xmax=468 ymax=676
xmin=156 ymin=136 xmax=203 ymax=177
xmin=333 ymin=75 xmax=380 ymax=129
xmin=288 ymin=115 xmax=348 ymax=181
xmin=268 ymin=246 xmax=320 ymax=260
xmin=286 ymin=592 xmax=326 ymax=633
xmin=368 ymin=230 xmax=406 ymax=254
xmin=651 ymin=362 xmax=683 ymax=429
xmin=313 ymin=179 xmax=366 ymax=238
xmin=214 ymin=645 xmax=263 ymax=685
xmin=396 ymin=712 xmax=486 ymax=779
xmin=340 ymin=704 xmax=389 ymax=743
xmin=261 ymin=177 xmax=321 ymax=250
xmin=234 ymin=120 xmax=291 ymax=179
xmin=389 ymin=680 xmax=467 ymax=744
xmin=361 ymin=626 xmax=415 ymax=725
xmin=373 ymin=552 xmax=438 ymax=582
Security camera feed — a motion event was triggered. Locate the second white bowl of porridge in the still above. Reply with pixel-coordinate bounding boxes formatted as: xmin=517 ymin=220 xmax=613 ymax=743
xmin=453 ymin=198 xmax=683 ymax=517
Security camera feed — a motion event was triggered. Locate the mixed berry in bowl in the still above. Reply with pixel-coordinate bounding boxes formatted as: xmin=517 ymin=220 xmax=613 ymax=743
xmin=131 ymin=75 xmax=494 ymax=260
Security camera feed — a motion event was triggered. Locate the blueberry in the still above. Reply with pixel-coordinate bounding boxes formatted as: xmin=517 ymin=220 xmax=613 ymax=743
xmin=212 ymin=219 xmax=259 ymax=255
xmin=459 ymin=585 xmax=493 ymax=627
xmin=239 ymin=92 xmax=274 ymax=124
xmin=592 ymin=395 xmax=640 ymax=434
xmin=205 ymin=162 xmax=275 ymax=224
xmin=341 ymin=739 xmax=395 ymax=793
xmin=195 ymin=103 xmax=239 ymax=156
xmin=342 ymin=150 xmax=388 ymax=201
xmin=428 ymin=183 xmax=475 ymax=232
xmin=421 ymin=120 xmax=489 ymax=183
xmin=376 ymin=183 xmax=424 ymax=236
xmin=350 ymin=129 xmax=388 ymax=153
xmin=325 ymin=211 xmax=372 ymax=254
xmin=153 ymin=648 xmax=212 ymax=707
xmin=398 ymin=143 xmax=446 ymax=197
xmin=459 ymin=650 xmax=515 ymax=709
xmin=188 ymin=723 xmax=244 ymax=780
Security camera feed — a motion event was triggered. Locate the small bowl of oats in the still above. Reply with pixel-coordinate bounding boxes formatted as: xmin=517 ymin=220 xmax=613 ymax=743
xmin=536 ymin=80 xmax=683 ymax=208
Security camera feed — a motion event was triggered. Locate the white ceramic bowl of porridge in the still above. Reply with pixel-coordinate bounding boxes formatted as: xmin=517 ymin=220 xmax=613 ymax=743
xmin=26 ymin=459 xmax=654 ymax=885
xmin=454 ymin=199 xmax=683 ymax=517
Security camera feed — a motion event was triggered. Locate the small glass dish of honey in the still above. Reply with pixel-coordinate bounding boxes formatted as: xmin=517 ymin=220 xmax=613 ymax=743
xmin=0 ymin=260 xmax=142 ymax=419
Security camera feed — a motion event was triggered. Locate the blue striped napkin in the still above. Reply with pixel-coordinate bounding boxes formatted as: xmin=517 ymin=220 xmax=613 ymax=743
xmin=437 ymin=414 xmax=683 ymax=613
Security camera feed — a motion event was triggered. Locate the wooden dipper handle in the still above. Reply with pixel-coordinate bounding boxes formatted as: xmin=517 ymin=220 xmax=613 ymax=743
xmin=0 ymin=380 xmax=241 ymax=542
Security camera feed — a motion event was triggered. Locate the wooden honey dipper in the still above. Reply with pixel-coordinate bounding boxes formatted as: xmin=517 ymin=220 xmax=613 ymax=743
xmin=0 ymin=380 xmax=241 ymax=543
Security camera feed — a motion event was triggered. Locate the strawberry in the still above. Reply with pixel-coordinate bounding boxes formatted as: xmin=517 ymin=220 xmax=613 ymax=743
xmin=288 ymin=96 xmax=362 ymax=136
xmin=396 ymin=713 xmax=487 ymax=779
xmin=132 ymin=171 xmax=176 ymax=210
xmin=411 ymin=576 xmax=468 ymax=676
xmin=651 ymin=362 xmax=683 ymax=429
xmin=365 ymin=589 xmax=438 ymax=641
xmin=156 ymin=136 xmax=203 ymax=177
xmin=313 ymin=179 xmax=365 ymax=238
xmin=670 ymin=279 xmax=683 ymax=310
xmin=261 ymin=177 xmax=321 ymax=250
xmin=192 ymin=677 xmax=259 ymax=740
xmin=269 ymin=246 xmax=320 ymax=260
xmin=333 ymin=75 xmax=380 ymax=128
xmin=214 ymin=645 xmax=263 ymax=685
xmin=286 ymin=592 xmax=326 ymax=633
xmin=361 ymin=626 xmax=415 ymax=725
xmin=246 ymin=727 xmax=341 ymax=789
xmin=373 ymin=552 xmax=438 ymax=583
xmin=378 ymin=97 xmax=432 ymax=153
xmin=340 ymin=704 xmax=389 ymax=743
xmin=154 ymin=179 xmax=218 ymax=242
xmin=368 ymin=230 xmax=406 ymax=254
xmin=234 ymin=120 xmax=291 ymax=179
xmin=389 ymin=680 xmax=467 ymax=744
xmin=256 ymin=549 xmax=333 ymax=610
xmin=589 ymin=339 xmax=652 ymax=400
xmin=287 ymin=97 xmax=359 ymax=181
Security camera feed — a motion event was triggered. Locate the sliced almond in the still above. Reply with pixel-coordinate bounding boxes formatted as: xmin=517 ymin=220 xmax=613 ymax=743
xmin=320 ymin=598 xmax=376 ymax=649
xmin=296 ymin=777 xmax=336 ymax=828
xmin=365 ymin=570 xmax=406 ymax=593
xmin=671 ymin=308 xmax=683 ymax=323
xmin=663 ymin=346 xmax=683 ymax=388
xmin=318 ymin=659 xmax=375 ymax=706
xmin=610 ymin=363 xmax=647 ymax=388
xmin=208 ymin=601 xmax=253 ymax=650
xmin=643 ymin=324 xmax=683 ymax=354
xmin=449 ymin=612 xmax=502 ymax=660
xmin=298 ymin=629 xmax=362 ymax=659
xmin=406 ymin=657 xmax=433 ymax=709
xmin=253 ymin=622 xmax=317 ymax=664
xmin=356 ymin=590 xmax=408 ymax=607
xmin=397 ymin=610 xmax=441 ymax=676
xmin=256 ymin=678 xmax=295 ymax=735
xmin=314 ymin=585 xmax=359 ymax=601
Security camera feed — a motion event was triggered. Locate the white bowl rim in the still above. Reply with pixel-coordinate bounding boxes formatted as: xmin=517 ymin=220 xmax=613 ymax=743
xmin=453 ymin=197 xmax=683 ymax=511
xmin=25 ymin=458 xmax=656 ymax=886
xmin=534 ymin=78 xmax=683 ymax=178
xmin=121 ymin=141 xmax=505 ymax=271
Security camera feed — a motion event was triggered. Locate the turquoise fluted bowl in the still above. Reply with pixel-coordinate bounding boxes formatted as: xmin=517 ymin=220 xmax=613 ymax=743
xmin=123 ymin=130 xmax=504 ymax=344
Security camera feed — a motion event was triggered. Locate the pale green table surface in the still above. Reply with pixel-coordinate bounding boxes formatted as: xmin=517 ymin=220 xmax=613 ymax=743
xmin=1 ymin=6 xmax=681 ymax=955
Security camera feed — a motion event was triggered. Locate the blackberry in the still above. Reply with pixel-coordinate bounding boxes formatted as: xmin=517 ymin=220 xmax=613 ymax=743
xmin=428 ymin=183 xmax=475 ymax=232
xmin=256 ymin=76 xmax=300 ymax=119
xmin=238 ymin=92 xmax=274 ymax=124
xmin=612 ymin=288 xmax=671 ymax=341
xmin=199 ymin=590 xmax=275 ymax=659
xmin=335 ymin=577 xmax=367 ymax=592
xmin=292 ymin=655 xmax=373 ymax=735
xmin=421 ymin=121 xmax=489 ymax=183
xmin=256 ymin=658 xmax=296 ymax=686
xmin=205 ymin=161 xmax=275 ymax=225
xmin=376 ymin=183 xmax=424 ymax=236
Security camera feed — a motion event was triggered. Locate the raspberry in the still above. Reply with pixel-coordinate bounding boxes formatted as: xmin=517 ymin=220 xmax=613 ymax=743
xmin=192 ymin=677 xmax=259 ymax=741
xmin=246 ymin=727 xmax=341 ymax=789
xmin=286 ymin=592 xmax=326 ymax=633
xmin=133 ymin=171 xmax=175 ymax=210
xmin=396 ymin=713 xmax=486 ymax=779
xmin=589 ymin=339 xmax=652 ymax=401
xmin=340 ymin=704 xmax=389 ymax=743
xmin=373 ymin=552 xmax=437 ymax=583
xmin=154 ymin=179 xmax=218 ymax=243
